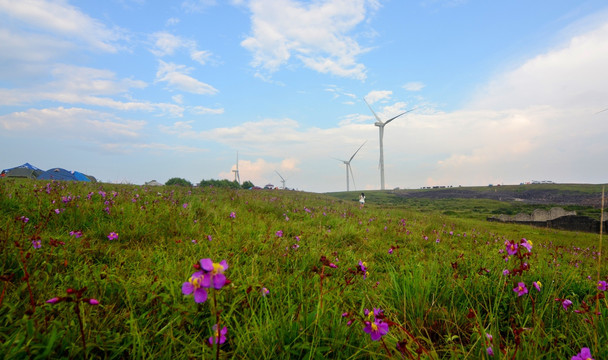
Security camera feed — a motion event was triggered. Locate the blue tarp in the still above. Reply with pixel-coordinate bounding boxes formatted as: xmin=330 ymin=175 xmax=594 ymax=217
xmin=73 ymin=171 xmax=91 ymax=182
xmin=37 ymin=168 xmax=79 ymax=181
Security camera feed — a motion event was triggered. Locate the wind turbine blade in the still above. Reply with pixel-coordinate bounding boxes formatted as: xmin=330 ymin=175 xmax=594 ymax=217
xmin=275 ymin=170 xmax=285 ymax=181
xmin=384 ymin=107 xmax=417 ymax=125
xmin=332 ymin=157 xmax=347 ymax=163
xmin=349 ymin=164 xmax=357 ymax=190
xmin=348 ymin=141 xmax=367 ymax=162
xmin=594 ymin=107 xmax=608 ymax=115
xmin=364 ymin=98 xmax=382 ymax=123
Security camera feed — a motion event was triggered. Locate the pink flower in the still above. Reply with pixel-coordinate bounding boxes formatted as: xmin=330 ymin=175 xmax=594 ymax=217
xmin=46 ymin=297 xmax=59 ymax=304
xmin=89 ymin=298 xmax=99 ymax=305
xmin=261 ymin=287 xmax=269 ymax=296
xmin=533 ymin=281 xmax=542 ymax=292
xmin=199 ymin=258 xmax=229 ymax=289
xmin=107 ymin=232 xmax=118 ymax=241
xmin=562 ymin=299 xmax=573 ymax=311
xmin=598 ymin=280 xmax=607 ymax=291
xmin=182 ymin=272 xmax=208 ymax=303
xmin=513 ymin=282 xmax=528 ymax=296
xmin=229 ymin=212 xmax=236 ymax=219
xmin=571 ymin=347 xmax=594 ymax=360
xmin=505 ymin=240 xmax=518 ymax=255
xmin=208 ymin=324 xmax=227 ymax=345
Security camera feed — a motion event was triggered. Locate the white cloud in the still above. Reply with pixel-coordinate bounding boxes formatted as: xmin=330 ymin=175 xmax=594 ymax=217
xmin=149 ymin=31 xmax=214 ymax=65
xmin=191 ymin=106 xmax=224 ymax=115
xmin=0 ymin=0 xmax=126 ymax=52
xmin=364 ymin=90 xmax=392 ymax=104
xmin=219 ymin=157 xmax=301 ymax=186
xmin=241 ymin=0 xmax=374 ymax=80
xmin=403 ymin=82 xmax=425 ymax=91
xmin=155 ymin=61 xmax=218 ymax=95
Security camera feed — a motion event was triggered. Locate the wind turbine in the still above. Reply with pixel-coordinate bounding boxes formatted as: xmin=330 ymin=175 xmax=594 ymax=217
xmin=275 ymin=170 xmax=287 ymax=189
xmin=364 ymin=98 xmax=415 ymax=190
xmin=334 ymin=141 xmax=366 ymax=192
xmin=232 ymin=151 xmax=241 ymax=185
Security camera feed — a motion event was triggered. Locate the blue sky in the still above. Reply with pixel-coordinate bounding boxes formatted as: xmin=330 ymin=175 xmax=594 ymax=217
xmin=1 ymin=0 xmax=607 ymax=192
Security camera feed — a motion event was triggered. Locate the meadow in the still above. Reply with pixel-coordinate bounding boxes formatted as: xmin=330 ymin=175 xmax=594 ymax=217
xmin=0 ymin=179 xmax=606 ymax=359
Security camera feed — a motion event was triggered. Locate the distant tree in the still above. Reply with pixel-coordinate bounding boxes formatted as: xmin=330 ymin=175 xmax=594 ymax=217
xmin=198 ymin=179 xmax=248 ymax=189
xmin=165 ymin=177 xmax=192 ymax=187
xmin=242 ymin=180 xmax=255 ymax=189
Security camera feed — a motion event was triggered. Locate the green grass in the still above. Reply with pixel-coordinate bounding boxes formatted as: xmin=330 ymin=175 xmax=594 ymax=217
xmin=0 ymin=178 xmax=606 ymax=359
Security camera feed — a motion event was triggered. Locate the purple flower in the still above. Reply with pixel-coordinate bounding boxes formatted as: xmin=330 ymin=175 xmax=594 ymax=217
xmin=520 ymin=238 xmax=533 ymax=252
xmin=261 ymin=287 xmax=269 ymax=296
xmin=183 ymin=203 xmax=188 ymax=208
xmin=388 ymin=248 xmax=393 ymax=254
xmin=70 ymin=230 xmax=83 ymax=238
xmin=19 ymin=216 xmax=29 ymax=223
xmin=533 ymin=281 xmax=542 ymax=292
xmin=502 ymin=269 xmax=510 ymax=276
xmin=199 ymin=258 xmax=229 ymax=289
xmin=107 ymin=232 xmax=118 ymax=241
xmin=505 ymin=240 xmax=518 ymax=255
xmin=207 ymin=235 xmax=213 ymax=241
xmin=571 ymin=347 xmax=594 ymax=360
xmin=363 ymin=319 xmax=389 ymax=341
xmin=275 ymin=230 xmax=283 ymax=237
xmin=46 ymin=297 xmax=59 ymax=304
xmin=513 ymin=282 xmax=528 ymax=296
xmin=54 ymin=209 xmax=60 ymax=214
xmin=562 ymin=299 xmax=573 ymax=311
xmin=598 ymin=281 xmax=607 ymax=291
xmin=89 ymin=298 xmax=99 ymax=305
xmin=487 ymin=347 xmax=494 ymax=356
xmin=32 ymin=239 xmax=41 ymax=249
xmin=208 ymin=324 xmax=227 ymax=345
xmin=182 ymin=272 xmax=208 ymax=303
xmin=229 ymin=212 xmax=236 ymax=219
xmin=329 ymin=263 xmax=338 ymax=268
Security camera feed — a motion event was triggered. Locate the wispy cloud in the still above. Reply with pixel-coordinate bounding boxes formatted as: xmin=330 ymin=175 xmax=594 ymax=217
xmin=155 ymin=60 xmax=218 ymax=95
xmin=149 ymin=31 xmax=214 ymax=65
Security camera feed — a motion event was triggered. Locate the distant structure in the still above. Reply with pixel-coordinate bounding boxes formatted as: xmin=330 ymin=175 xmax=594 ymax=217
xmin=232 ymin=152 xmax=241 ymax=185
xmin=364 ymin=98 xmax=415 ymax=190
xmin=145 ymin=180 xmax=163 ymax=186
xmin=275 ymin=171 xmax=287 ymax=189
xmin=334 ymin=141 xmax=366 ymax=192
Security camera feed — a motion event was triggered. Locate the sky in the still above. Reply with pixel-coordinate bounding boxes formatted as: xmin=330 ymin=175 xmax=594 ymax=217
xmin=1 ymin=0 xmax=607 ymax=192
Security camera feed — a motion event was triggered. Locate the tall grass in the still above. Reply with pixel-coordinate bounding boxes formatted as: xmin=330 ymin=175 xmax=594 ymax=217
xmin=0 ymin=179 xmax=606 ymax=359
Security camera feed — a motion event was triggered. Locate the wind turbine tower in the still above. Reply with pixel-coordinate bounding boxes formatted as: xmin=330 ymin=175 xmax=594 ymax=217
xmin=364 ymin=98 xmax=415 ymax=190
xmin=334 ymin=141 xmax=366 ymax=192
xmin=275 ymin=171 xmax=286 ymax=189
xmin=232 ymin=152 xmax=241 ymax=185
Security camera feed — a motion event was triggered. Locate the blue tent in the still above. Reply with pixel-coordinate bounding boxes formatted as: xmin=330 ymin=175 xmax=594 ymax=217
xmin=37 ymin=168 xmax=79 ymax=181
xmin=73 ymin=171 xmax=91 ymax=182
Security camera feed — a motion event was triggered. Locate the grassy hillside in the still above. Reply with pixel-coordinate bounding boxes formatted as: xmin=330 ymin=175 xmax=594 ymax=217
xmin=326 ymin=183 xmax=607 ymax=220
xmin=1 ymin=179 xmax=606 ymax=359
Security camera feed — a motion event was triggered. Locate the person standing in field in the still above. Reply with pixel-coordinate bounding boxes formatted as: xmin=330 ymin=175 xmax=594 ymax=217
xmin=359 ymin=193 xmax=365 ymax=208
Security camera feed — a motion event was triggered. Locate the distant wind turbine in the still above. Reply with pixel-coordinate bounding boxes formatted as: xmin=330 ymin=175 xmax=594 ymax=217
xmin=594 ymin=107 xmax=608 ymax=115
xmin=275 ymin=170 xmax=287 ymax=189
xmin=232 ymin=151 xmax=241 ymax=184
xmin=364 ymin=98 xmax=415 ymax=190
xmin=334 ymin=141 xmax=366 ymax=192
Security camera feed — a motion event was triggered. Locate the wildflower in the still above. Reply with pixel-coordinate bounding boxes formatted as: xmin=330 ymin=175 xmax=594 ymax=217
xmin=54 ymin=209 xmax=60 ymax=214
xmin=533 ymin=281 xmax=542 ymax=292
xmin=329 ymin=263 xmax=338 ymax=268
xmin=486 ymin=333 xmax=493 ymax=341
xmin=363 ymin=315 xmax=389 ymax=341
xmin=505 ymin=240 xmax=518 ymax=255
xmin=199 ymin=258 xmax=229 ymax=289
xmin=358 ymin=260 xmax=368 ymax=279
xmin=513 ymin=282 xmax=528 ymax=296
xmin=183 ymin=203 xmax=188 ymax=208
xmin=388 ymin=248 xmax=393 ymax=254
xmin=520 ymin=238 xmax=533 ymax=252
xmin=487 ymin=347 xmax=494 ymax=356
xmin=70 ymin=230 xmax=83 ymax=238
xmin=295 ymin=235 xmax=301 ymax=242
xmin=275 ymin=230 xmax=283 ymax=237
xmin=229 ymin=212 xmax=236 ymax=219
xmin=261 ymin=287 xmax=269 ymax=296
xmin=502 ymin=269 xmax=510 ymax=276
xmin=46 ymin=297 xmax=59 ymax=304
xmin=208 ymin=324 xmax=227 ymax=345
xmin=598 ymin=281 xmax=607 ymax=291
xmin=571 ymin=347 xmax=594 ymax=360
xmin=342 ymin=312 xmax=349 ymax=317
xmin=89 ymin=298 xmax=99 ymax=305
xmin=292 ymin=244 xmax=299 ymax=250
xmin=32 ymin=239 xmax=41 ymax=249
xmin=562 ymin=299 xmax=573 ymax=311
xmin=182 ymin=272 xmax=208 ymax=303
xmin=107 ymin=232 xmax=118 ymax=241
xmin=19 ymin=216 xmax=29 ymax=223
xmin=207 ymin=235 xmax=212 ymax=241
